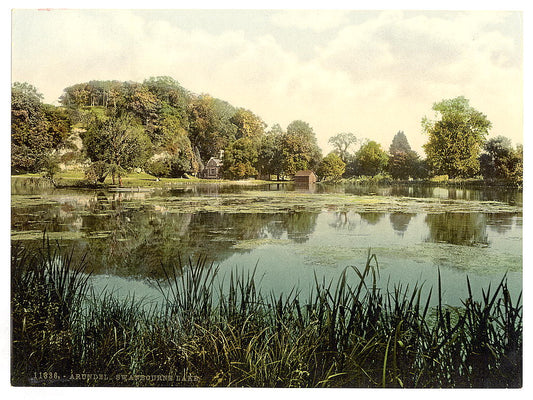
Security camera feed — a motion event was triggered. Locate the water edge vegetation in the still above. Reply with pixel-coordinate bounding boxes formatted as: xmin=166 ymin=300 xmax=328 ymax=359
xmin=11 ymin=238 xmax=522 ymax=388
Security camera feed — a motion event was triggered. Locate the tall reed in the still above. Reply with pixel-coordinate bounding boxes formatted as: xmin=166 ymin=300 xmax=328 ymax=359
xmin=11 ymin=240 xmax=522 ymax=387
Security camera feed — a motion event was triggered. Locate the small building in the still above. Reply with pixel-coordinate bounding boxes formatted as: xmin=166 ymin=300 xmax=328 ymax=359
xmin=201 ymin=157 xmax=223 ymax=179
xmin=294 ymin=170 xmax=317 ymax=184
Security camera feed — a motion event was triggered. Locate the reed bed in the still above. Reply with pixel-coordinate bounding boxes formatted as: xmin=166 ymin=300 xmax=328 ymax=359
xmin=11 ymin=241 xmax=522 ymax=388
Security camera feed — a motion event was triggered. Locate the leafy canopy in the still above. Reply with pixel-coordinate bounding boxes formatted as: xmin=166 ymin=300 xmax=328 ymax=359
xmin=422 ymin=96 xmax=491 ymax=178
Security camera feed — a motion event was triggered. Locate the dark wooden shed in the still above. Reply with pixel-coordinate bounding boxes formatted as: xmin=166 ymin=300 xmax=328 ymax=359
xmin=294 ymin=170 xmax=317 ymax=184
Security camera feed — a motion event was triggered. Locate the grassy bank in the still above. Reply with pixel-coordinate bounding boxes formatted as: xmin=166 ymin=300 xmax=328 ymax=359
xmin=337 ymin=174 xmax=522 ymax=188
xmin=12 ymin=169 xmax=522 ymax=190
xmin=11 ymin=240 xmax=522 ymax=388
xmin=11 ymin=170 xmax=273 ymax=189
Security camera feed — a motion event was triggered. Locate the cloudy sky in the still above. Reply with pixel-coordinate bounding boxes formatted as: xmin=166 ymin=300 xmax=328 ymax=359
xmin=11 ymin=6 xmax=523 ymax=155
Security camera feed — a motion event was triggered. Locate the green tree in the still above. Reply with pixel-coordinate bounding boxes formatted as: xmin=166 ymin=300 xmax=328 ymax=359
xmin=354 ymin=140 xmax=389 ymax=176
xmin=83 ymin=113 xmax=151 ymax=185
xmin=187 ymin=94 xmax=237 ymax=161
xmin=143 ymin=76 xmax=190 ymax=131
xmin=328 ymin=132 xmax=358 ymax=163
xmin=280 ymin=120 xmax=322 ymax=175
xmin=422 ymin=96 xmax=491 ymax=178
xmin=257 ymin=124 xmax=284 ymax=179
xmin=317 ymin=152 xmax=346 ymax=181
xmin=145 ymin=116 xmax=198 ymax=178
xmin=388 ymin=131 xmax=420 ymax=180
xmin=11 ymin=82 xmax=71 ymax=173
xmin=480 ymin=136 xmax=522 ymax=183
xmin=388 ymin=151 xmax=419 ymax=180
xmin=221 ymin=138 xmax=258 ymax=179
xmin=230 ymin=108 xmax=266 ymax=141
xmin=389 ymin=130 xmax=412 ymax=154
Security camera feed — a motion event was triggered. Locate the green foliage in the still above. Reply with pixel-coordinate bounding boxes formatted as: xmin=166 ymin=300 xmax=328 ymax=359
xmin=422 ymin=97 xmax=491 ymax=178
xmin=387 ymin=131 xmax=420 ymax=180
xmin=281 ymin=120 xmax=322 ymax=175
xmin=389 ymin=130 xmax=411 ymax=154
xmin=354 ymin=140 xmax=389 ymax=176
xmin=317 ymin=152 xmax=346 ymax=181
xmin=230 ymin=108 xmax=266 ymax=140
xmin=388 ymin=151 xmax=420 ymax=180
xmin=11 ymin=82 xmax=72 ymax=174
xmin=479 ymin=136 xmax=523 ymax=184
xmin=222 ymin=138 xmax=258 ymax=179
xmin=257 ymin=124 xmax=284 ymax=179
xmin=15 ymin=80 xmax=327 ymax=183
xmin=187 ymin=94 xmax=237 ymax=161
xmin=11 ymin=241 xmax=91 ymax=384
xmin=83 ymin=113 xmax=151 ymax=185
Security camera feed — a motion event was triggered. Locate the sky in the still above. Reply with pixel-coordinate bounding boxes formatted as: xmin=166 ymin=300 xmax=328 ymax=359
xmin=10 ymin=6 xmax=524 ymax=156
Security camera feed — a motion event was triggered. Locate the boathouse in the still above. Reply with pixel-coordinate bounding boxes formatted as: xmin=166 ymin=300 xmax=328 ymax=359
xmin=294 ymin=170 xmax=317 ymax=184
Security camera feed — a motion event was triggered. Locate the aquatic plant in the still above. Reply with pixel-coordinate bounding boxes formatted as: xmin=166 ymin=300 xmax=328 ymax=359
xmin=11 ymin=241 xmax=522 ymax=387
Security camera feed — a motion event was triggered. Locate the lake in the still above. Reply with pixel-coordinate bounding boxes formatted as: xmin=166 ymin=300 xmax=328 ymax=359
xmin=11 ymin=182 xmax=522 ymax=307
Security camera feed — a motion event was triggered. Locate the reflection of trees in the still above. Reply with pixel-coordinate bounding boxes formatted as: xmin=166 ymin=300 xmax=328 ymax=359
xmin=425 ymin=213 xmax=488 ymax=246
xmin=285 ymin=212 xmax=318 ymax=243
xmin=359 ymin=212 xmax=384 ymax=226
xmin=485 ymin=213 xmax=517 ymax=234
xmin=389 ymin=213 xmax=415 ymax=235
xmin=13 ymin=190 xmax=319 ymax=277
xmin=85 ymin=210 xmax=318 ymax=275
xmin=329 ymin=211 xmax=359 ymax=230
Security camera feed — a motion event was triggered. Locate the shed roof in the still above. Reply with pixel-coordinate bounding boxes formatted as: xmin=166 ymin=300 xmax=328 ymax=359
xmin=294 ymin=170 xmax=315 ymax=176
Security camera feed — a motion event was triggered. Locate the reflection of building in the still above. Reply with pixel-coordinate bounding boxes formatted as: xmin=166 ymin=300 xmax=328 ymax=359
xmin=294 ymin=170 xmax=317 ymax=184
xmin=201 ymin=157 xmax=223 ymax=179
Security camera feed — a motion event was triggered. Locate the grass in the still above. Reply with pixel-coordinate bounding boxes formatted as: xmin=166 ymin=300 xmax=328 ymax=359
xmin=11 ymin=240 xmax=522 ymax=388
xmin=12 ymin=170 xmax=273 ymax=188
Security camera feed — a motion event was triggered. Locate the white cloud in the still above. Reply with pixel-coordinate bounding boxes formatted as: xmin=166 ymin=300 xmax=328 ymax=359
xmin=11 ymin=9 xmax=523 ymax=154
xmin=270 ymin=10 xmax=350 ymax=32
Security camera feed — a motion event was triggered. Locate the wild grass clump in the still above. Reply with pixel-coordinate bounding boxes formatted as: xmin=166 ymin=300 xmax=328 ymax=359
xmin=11 ymin=238 xmax=91 ymax=385
xmin=11 ymin=242 xmax=522 ymax=388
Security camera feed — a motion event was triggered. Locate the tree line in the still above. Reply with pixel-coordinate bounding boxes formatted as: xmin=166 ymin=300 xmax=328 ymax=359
xmin=11 ymin=78 xmax=522 ymax=185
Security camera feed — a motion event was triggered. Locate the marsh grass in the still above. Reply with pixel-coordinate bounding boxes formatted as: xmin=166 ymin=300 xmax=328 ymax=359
xmin=11 ymin=241 xmax=522 ymax=388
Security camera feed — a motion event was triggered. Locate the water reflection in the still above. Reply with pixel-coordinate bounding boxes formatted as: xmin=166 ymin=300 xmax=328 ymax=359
xmin=11 ymin=184 xmax=522 ymax=284
xmin=359 ymin=212 xmax=384 ymax=226
xmin=425 ymin=213 xmax=488 ymax=247
xmin=389 ymin=213 xmax=415 ymax=235
xmin=318 ymin=184 xmax=522 ymax=206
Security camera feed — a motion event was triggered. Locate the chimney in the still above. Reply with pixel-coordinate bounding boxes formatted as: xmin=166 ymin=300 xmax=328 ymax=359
xmin=219 ymin=149 xmax=225 ymax=159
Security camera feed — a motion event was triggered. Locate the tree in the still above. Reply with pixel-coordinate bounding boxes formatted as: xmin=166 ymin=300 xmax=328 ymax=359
xmin=317 ymin=153 xmax=346 ymax=181
xmin=354 ymin=140 xmax=389 ymax=176
xmin=328 ymin=132 xmax=358 ymax=164
xmin=221 ymin=138 xmax=258 ymax=179
xmin=145 ymin=117 xmax=198 ymax=178
xmin=257 ymin=124 xmax=284 ymax=179
xmin=187 ymin=94 xmax=237 ymax=161
xmin=388 ymin=151 xmax=420 ymax=180
xmin=480 ymin=136 xmax=522 ymax=183
xmin=389 ymin=131 xmax=411 ymax=154
xmin=83 ymin=113 xmax=151 ymax=185
xmin=230 ymin=108 xmax=266 ymax=141
xmin=388 ymin=131 xmax=420 ymax=180
xmin=11 ymin=82 xmax=71 ymax=173
xmin=280 ymin=120 xmax=322 ymax=175
xmin=422 ymin=96 xmax=491 ymax=178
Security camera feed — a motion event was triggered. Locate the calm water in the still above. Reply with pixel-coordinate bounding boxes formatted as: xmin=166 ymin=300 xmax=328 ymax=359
xmin=11 ymin=183 xmax=523 ymax=306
